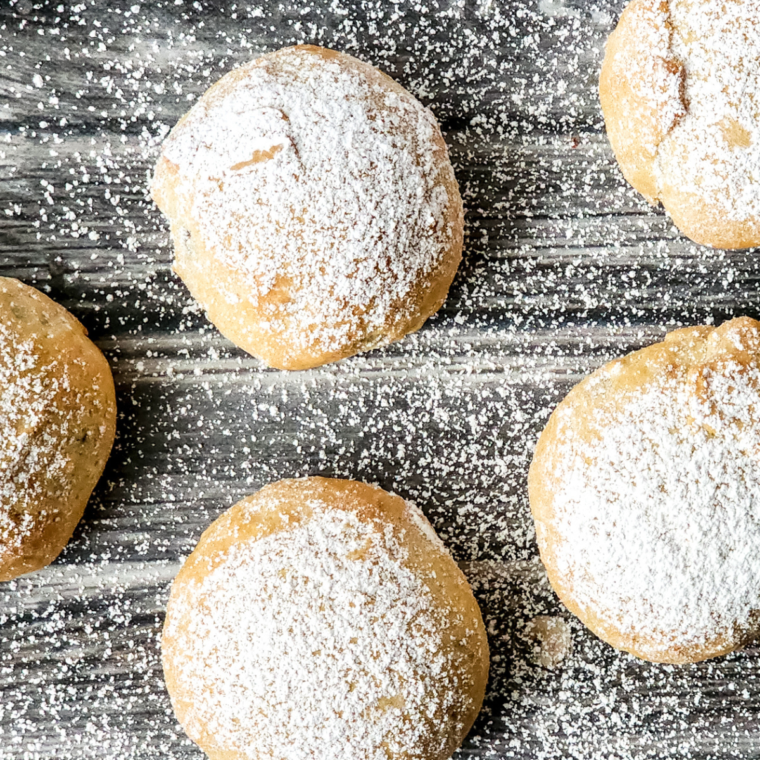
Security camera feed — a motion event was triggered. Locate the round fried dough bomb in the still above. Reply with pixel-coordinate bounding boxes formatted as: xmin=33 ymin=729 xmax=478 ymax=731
xmin=600 ymin=0 xmax=760 ymax=249
xmin=0 ymin=278 xmax=116 ymax=582
xmin=162 ymin=477 xmax=489 ymax=760
xmin=529 ymin=317 xmax=760 ymax=664
xmin=151 ymin=46 xmax=464 ymax=370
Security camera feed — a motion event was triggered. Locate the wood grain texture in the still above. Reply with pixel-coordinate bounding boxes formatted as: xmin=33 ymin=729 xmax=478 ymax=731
xmin=1 ymin=0 xmax=759 ymax=758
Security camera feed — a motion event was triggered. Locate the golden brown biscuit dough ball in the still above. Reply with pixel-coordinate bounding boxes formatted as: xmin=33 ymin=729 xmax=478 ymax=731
xmin=530 ymin=317 xmax=760 ymax=663
xmin=151 ymin=45 xmax=464 ymax=370
xmin=600 ymin=0 xmax=760 ymax=249
xmin=162 ymin=477 xmax=489 ymax=760
xmin=0 ymin=277 xmax=116 ymax=582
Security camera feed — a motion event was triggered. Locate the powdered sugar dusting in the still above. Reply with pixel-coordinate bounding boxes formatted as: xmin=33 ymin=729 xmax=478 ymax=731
xmin=405 ymin=497 xmax=449 ymax=552
xmin=0 ymin=322 xmax=73 ymax=553
xmin=164 ymin=503 xmax=478 ymax=760
xmin=655 ymin=0 xmax=760 ymax=221
xmin=4 ymin=0 xmax=760 ymax=757
xmin=620 ymin=0 xmax=685 ymax=145
xmin=158 ymin=47 xmax=458 ymax=356
xmin=547 ymin=359 xmax=760 ymax=656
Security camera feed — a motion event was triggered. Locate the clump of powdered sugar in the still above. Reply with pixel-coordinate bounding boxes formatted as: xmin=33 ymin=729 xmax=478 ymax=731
xmin=164 ymin=502 xmax=479 ymax=760
xmin=654 ymin=0 xmax=760 ymax=221
xmin=157 ymin=47 xmax=457 ymax=358
xmin=548 ymin=358 xmax=760 ymax=656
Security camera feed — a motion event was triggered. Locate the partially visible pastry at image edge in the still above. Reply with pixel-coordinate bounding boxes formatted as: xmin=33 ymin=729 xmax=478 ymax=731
xmin=530 ymin=317 xmax=760 ymax=664
xmin=0 ymin=277 xmax=116 ymax=582
xmin=600 ymin=0 xmax=760 ymax=249
xmin=151 ymin=45 xmax=464 ymax=370
xmin=162 ymin=477 xmax=489 ymax=760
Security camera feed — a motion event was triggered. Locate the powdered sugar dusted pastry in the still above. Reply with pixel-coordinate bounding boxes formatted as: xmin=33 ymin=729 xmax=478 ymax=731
xmin=162 ymin=477 xmax=489 ymax=760
xmin=0 ymin=278 xmax=116 ymax=582
xmin=530 ymin=318 xmax=760 ymax=663
xmin=600 ymin=0 xmax=760 ymax=249
xmin=151 ymin=45 xmax=464 ymax=370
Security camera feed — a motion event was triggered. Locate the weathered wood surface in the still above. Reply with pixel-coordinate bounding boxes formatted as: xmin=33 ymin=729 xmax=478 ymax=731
xmin=1 ymin=0 xmax=759 ymax=758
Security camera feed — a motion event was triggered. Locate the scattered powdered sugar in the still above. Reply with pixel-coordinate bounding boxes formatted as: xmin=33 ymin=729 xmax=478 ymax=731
xmin=4 ymin=0 xmax=760 ymax=758
xmin=549 ymin=359 xmax=760 ymax=655
xmin=165 ymin=504 xmax=476 ymax=760
xmin=159 ymin=47 xmax=457 ymax=355
xmin=654 ymin=0 xmax=760 ymax=221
